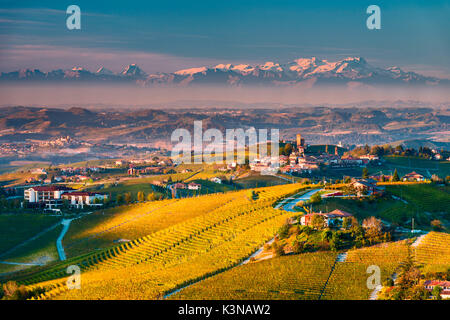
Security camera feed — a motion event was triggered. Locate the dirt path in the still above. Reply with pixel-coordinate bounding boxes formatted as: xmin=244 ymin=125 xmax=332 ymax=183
xmin=56 ymin=219 xmax=73 ymax=261
xmin=0 ymin=261 xmax=45 ymax=266
xmin=318 ymin=252 xmax=348 ymax=300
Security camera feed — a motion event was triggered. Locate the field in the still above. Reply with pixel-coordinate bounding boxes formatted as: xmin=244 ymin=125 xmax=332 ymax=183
xmin=322 ymin=240 xmax=410 ymax=300
xmin=170 ymin=240 xmax=411 ymax=300
xmin=62 ymin=191 xmax=245 ymax=257
xmin=386 ymin=184 xmax=450 ymax=214
xmin=3 ymin=183 xmax=304 ymax=299
xmin=0 ymin=214 xmax=61 ymax=255
xmin=315 ymin=184 xmax=449 ymax=228
xmin=413 ymin=232 xmax=450 ymax=274
xmin=170 ymin=252 xmax=337 ymax=300
xmin=373 ymin=155 xmax=450 ymax=177
xmin=2 ymin=179 xmax=448 ymax=300
xmin=0 ymin=226 xmax=62 ymax=274
xmin=234 ymin=173 xmax=288 ymax=188
xmin=89 ymin=172 xmax=197 ymax=198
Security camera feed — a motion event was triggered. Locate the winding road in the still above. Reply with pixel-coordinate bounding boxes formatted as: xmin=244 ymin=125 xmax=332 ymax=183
xmin=281 ymin=189 xmax=321 ymax=212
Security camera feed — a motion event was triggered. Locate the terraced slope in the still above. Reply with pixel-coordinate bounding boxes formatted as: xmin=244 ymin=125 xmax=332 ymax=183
xmin=13 ymin=183 xmax=303 ymax=299
xmin=170 ymin=252 xmax=337 ymax=300
xmin=322 ymin=240 xmax=410 ymax=300
xmin=413 ymin=232 xmax=450 ymax=273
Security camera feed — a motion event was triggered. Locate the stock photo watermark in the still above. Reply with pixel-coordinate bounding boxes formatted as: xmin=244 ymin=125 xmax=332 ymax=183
xmin=66 ymin=265 xmax=81 ymax=290
xmin=66 ymin=5 xmax=81 ymax=30
xmin=366 ymin=265 xmax=381 ymax=290
xmin=366 ymin=5 xmax=381 ymax=30
xmin=170 ymin=121 xmax=280 ymax=175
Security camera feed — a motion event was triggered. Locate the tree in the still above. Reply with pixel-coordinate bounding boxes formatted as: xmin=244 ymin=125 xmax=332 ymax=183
xmin=362 ymin=216 xmax=383 ymax=240
xmin=147 ymin=193 xmax=156 ymax=201
xmin=342 ymin=216 xmax=357 ymax=230
xmin=278 ymin=223 xmax=290 ymax=239
xmin=321 ymin=229 xmax=333 ymax=242
xmin=137 ymin=191 xmax=145 ymax=202
xmin=309 ymin=192 xmax=322 ymax=205
xmin=283 ymin=143 xmax=293 ymax=156
xmin=272 ymin=241 xmax=285 ymax=257
xmin=329 ymin=231 xmax=342 ymax=251
xmin=1 ymin=281 xmax=28 ymax=300
xmin=392 ymin=169 xmax=400 ymax=182
xmin=116 ymin=194 xmax=123 ymax=204
xmin=431 ymin=286 xmax=442 ymax=300
xmin=311 ymin=214 xmax=326 ymax=230
xmin=362 ymin=167 xmax=369 ymax=179
xmin=124 ymin=192 xmax=132 ymax=204
xmin=431 ymin=219 xmax=444 ymax=231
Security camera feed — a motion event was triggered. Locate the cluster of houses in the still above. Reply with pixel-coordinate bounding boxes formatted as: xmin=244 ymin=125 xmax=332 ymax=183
xmin=25 ymin=166 xmax=103 ymax=184
xmin=24 ymin=186 xmax=108 ymax=212
xmin=250 ymin=133 xmax=381 ymax=175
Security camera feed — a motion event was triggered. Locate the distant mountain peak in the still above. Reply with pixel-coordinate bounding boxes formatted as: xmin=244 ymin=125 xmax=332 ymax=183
xmin=121 ymin=64 xmax=146 ymax=78
xmin=96 ymin=67 xmax=114 ymax=75
xmin=1 ymin=57 xmax=447 ymax=87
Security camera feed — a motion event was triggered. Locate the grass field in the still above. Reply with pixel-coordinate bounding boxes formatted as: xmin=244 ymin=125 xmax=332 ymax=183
xmin=373 ymin=156 xmax=450 ymax=177
xmin=0 ymin=226 xmax=62 ymax=274
xmin=315 ymin=184 xmax=449 ymax=228
xmin=0 ymin=214 xmax=61 ymax=255
xmin=234 ymin=173 xmax=288 ymax=188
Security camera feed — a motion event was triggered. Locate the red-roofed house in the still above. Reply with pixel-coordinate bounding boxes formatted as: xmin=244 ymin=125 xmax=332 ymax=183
xmin=301 ymin=209 xmax=353 ymax=228
xmin=24 ymin=186 xmax=74 ymax=210
xmin=402 ymin=171 xmax=425 ymax=182
xmin=424 ymin=280 xmax=450 ymax=299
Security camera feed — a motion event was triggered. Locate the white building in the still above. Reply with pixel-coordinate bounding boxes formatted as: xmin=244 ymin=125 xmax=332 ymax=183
xmin=210 ymin=177 xmax=222 ymax=184
xmin=24 ymin=186 xmax=74 ymax=210
xmin=61 ymin=192 xmax=108 ymax=209
xmin=188 ymin=182 xmax=201 ymax=190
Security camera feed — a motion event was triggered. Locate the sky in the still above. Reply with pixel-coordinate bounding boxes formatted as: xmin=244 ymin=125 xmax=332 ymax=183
xmin=0 ymin=0 xmax=449 ymax=78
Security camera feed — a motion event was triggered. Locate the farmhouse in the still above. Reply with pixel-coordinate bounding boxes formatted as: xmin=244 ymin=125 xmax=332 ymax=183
xmin=423 ymin=280 xmax=450 ymax=299
xmin=210 ymin=177 xmax=222 ymax=184
xmin=61 ymin=192 xmax=108 ymax=208
xmin=402 ymin=171 xmax=424 ymax=182
xmin=24 ymin=186 xmax=74 ymax=210
xmin=172 ymin=182 xmax=186 ymax=189
xmin=301 ymin=209 xmax=353 ymax=228
xmin=187 ymin=182 xmax=201 ymax=190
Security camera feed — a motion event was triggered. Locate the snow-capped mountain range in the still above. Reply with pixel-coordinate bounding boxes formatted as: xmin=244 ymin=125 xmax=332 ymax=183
xmin=1 ymin=57 xmax=447 ymax=86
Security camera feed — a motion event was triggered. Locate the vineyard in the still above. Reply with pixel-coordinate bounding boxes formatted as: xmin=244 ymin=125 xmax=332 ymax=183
xmin=414 ymin=232 xmax=450 ymax=273
xmin=3 ymin=180 xmax=448 ymax=300
xmin=170 ymin=240 xmax=412 ymax=300
xmin=170 ymin=252 xmax=338 ymax=300
xmin=5 ymin=183 xmax=304 ymax=300
xmin=322 ymin=240 xmax=410 ymax=300
xmin=63 ymin=192 xmax=243 ymax=257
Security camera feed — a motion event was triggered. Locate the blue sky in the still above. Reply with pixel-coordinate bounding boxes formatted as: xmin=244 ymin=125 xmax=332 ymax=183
xmin=0 ymin=0 xmax=449 ymax=77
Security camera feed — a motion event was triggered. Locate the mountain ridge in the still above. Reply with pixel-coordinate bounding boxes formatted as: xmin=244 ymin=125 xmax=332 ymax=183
xmin=1 ymin=57 xmax=448 ymax=87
